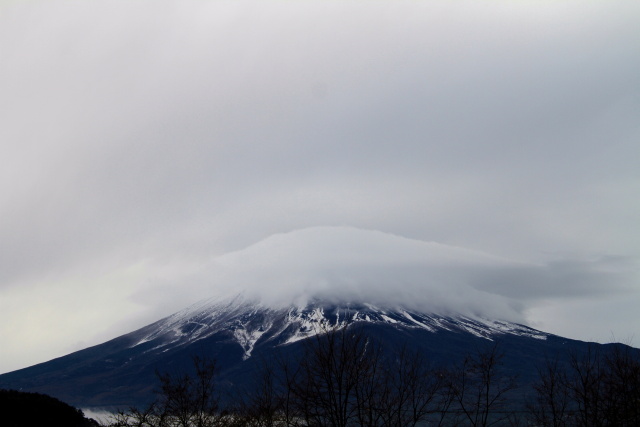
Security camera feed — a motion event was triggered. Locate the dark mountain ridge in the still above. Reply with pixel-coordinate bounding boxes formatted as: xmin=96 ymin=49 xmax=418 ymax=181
xmin=0 ymin=293 xmax=634 ymax=410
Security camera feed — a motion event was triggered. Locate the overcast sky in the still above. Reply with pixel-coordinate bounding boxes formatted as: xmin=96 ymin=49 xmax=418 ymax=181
xmin=1 ymin=0 xmax=639 ymax=374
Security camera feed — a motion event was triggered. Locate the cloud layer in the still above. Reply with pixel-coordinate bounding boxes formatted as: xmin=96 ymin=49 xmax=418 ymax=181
xmin=0 ymin=0 xmax=639 ymax=373
xmin=199 ymin=227 xmax=526 ymax=318
xmin=188 ymin=227 xmax=635 ymax=320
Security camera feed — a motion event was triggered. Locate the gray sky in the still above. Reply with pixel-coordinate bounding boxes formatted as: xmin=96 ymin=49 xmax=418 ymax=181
xmin=1 ymin=0 xmax=639 ymax=374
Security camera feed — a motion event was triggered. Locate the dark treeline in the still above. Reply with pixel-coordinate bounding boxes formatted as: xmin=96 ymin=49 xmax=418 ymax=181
xmin=105 ymin=326 xmax=640 ymax=427
xmin=0 ymin=388 xmax=99 ymax=427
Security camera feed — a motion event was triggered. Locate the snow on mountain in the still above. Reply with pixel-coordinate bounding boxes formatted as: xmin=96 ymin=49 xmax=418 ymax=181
xmin=129 ymin=293 xmax=547 ymax=361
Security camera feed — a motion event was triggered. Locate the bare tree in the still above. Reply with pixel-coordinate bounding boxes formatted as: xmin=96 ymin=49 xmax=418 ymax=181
xmin=451 ymin=342 xmax=517 ymax=427
xmin=527 ymin=356 xmax=572 ymax=427
xmin=290 ymin=325 xmax=378 ymax=427
xmin=105 ymin=356 xmax=223 ymax=427
xmin=155 ymin=356 xmax=221 ymax=427
xmin=268 ymin=325 xmax=454 ymax=427
xmin=375 ymin=344 xmax=448 ymax=427
xmin=565 ymin=345 xmax=607 ymax=427
xmin=108 ymin=403 xmax=160 ymax=427
xmin=601 ymin=345 xmax=640 ymax=426
xmin=230 ymin=357 xmax=289 ymax=427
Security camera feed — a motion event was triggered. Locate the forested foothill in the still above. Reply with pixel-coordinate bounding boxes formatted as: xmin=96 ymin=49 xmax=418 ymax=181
xmin=0 ymin=388 xmax=99 ymax=427
xmin=103 ymin=325 xmax=640 ymax=427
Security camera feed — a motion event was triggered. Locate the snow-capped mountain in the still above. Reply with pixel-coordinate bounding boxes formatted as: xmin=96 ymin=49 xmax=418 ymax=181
xmin=129 ymin=293 xmax=546 ymax=361
xmin=0 ymin=293 xmax=604 ymax=409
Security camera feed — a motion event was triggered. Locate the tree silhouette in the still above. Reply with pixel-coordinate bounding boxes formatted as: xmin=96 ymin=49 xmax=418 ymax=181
xmin=450 ymin=342 xmax=517 ymax=427
xmin=0 ymin=389 xmax=98 ymax=427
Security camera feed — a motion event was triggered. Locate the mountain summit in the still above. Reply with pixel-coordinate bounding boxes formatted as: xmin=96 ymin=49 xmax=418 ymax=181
xmin=127 ymin=293 xmax=546 ymax=361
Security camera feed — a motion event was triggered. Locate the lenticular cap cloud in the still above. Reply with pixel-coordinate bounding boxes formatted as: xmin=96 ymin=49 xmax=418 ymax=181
xmin=201 ymin=227 xmax=526 ymax=320
xmin=196 ymin=227 xmax=635 ymax=325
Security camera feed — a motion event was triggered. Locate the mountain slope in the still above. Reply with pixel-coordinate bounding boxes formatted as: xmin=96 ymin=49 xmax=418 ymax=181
xmin=125 ymin=293 xmax=548 ymax=358
xmin=0 ymin=293 xmax=618 ymax=409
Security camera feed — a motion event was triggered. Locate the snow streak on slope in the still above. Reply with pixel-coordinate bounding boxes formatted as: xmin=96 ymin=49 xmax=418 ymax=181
xmin=130 ymin=293 xmax=548 ymax=360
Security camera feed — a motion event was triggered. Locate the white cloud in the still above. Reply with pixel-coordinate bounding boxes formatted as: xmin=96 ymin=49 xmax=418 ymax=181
xmin=201 ymin=227 xmax=523 ymax=315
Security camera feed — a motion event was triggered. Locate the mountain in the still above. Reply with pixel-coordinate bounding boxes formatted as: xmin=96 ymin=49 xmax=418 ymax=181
xmin=0 ymin=293 xmax=626 ymax=410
